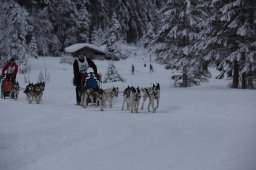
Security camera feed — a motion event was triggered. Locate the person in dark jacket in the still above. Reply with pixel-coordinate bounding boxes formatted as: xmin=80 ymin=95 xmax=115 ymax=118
xmin=73 ymin=50 xmax=100 ymax=105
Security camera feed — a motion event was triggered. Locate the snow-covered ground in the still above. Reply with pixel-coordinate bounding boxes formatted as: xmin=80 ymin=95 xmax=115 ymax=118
xmin=1 ymin=55 xmax=256 ymax=170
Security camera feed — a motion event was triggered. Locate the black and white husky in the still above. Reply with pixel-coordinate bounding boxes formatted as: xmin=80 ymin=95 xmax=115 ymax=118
xmin=79 ymin=86 xmax=90 ymax=108
xmin=122 ymin=86 xmax=131 ymax=111
xmin=33 ymin=83 xmax=44 ymax=104
xmin=79 ymin=87 xmax=106 ymax=111
xmin=11 ymin=81 xmax=19 ymax=100
xmin=103 ymin=87 xmax=119 ymax=108
xmin=95 ymin=88 xmax=106 ymax=111
xmin=122 ymin=86 xmax=141 ymax=113
xmin=141 ymin=83 xmax=160 ymax=113
xmin=24 ymin=82 xmax=45 ymax=104
xmin=24 ymin=83 xmax=35 ymax=104
xmin=129 ymin=87 xmax=141 ymax=113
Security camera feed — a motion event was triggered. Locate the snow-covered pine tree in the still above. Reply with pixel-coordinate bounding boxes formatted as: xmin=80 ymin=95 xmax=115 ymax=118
xmin=103 ymin=62 xmax=125 ymax=83
xmin=49 ymin=0 xmax=91 ymax=51
xmin=29 ymin=36 xmax=38 ymax=59
xmin=75 ymin=0 xmax=91 ymax=43
xmin=154 ymin=0 xmax=210 ymax=87
xmin=1 ymin=0 xmax=31 ymax=64
xmin=104 ymin=12 xmax=122 ymax=48
xmin=139 ymin=23 xmax=156 ymax=48
xmin=103 ymin=12 xmax=128 ymax=60
xmin=29 ymin=4 xmax=60 ymax=56
xmin=91 ymin=27 xmax=106 ymax=46
xmin=202 ymin=0 xmax=256 ymax=89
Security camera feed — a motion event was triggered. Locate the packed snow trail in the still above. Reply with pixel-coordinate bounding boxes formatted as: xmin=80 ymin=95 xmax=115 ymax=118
xmin=0 ymin=57 xmax=256 ymax=170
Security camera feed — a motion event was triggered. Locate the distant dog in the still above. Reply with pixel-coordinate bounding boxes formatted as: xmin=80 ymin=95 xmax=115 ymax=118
xmin=103 ymin=87 xmax=119 ymax=108
xmin=24 ymin=83 xmax=34 ymax=104
xmin=11 ymin=81 xmax=19 ymax=100
xmin=141 ymin=83 xmax=160 ymax=113
xmin=24 ymin=82 xmax=45 ymax=104
xmin=33 ymin=83 xmax=44 ymax=104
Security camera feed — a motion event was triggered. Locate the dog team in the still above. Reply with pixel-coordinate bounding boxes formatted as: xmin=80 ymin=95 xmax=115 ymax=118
xmin=24 ymin=82 xmax=45 ymax=104
xmin=6 ymin=81 xmax=160 ymax=113
xmin=122 ymin=83 xmax=160 ymax=113
xmin=77 ymin=82 xmax=160 ymax=113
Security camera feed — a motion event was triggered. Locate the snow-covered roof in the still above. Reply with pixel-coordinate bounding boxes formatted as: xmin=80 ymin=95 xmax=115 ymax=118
xmin=64 ymin=43 xmax=106 ymax=54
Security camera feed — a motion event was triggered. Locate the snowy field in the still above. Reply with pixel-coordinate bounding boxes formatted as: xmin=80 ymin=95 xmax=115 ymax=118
xmin=1 ymin=55 xmax=256 ymax=170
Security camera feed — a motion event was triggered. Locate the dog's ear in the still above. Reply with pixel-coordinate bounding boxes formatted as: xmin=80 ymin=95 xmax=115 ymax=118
xmin=157 ymin=83 xmax=160 ymax=89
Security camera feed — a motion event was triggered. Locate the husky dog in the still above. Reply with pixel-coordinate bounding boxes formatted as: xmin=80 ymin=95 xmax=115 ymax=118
xmin=141 ymin=83 xmax=160 ymax=113
xmin=79 ymin=86 xmax=90 ymax=108
xmin=24 ymin=83 xmax=34 ymax=104
xmin=33 ymin=83 xmax=44 ymax=104
xmin=129 ymin=87 xmax=141 ymax=113
xmin=95 ymin=88 xmax=106 ymax=111
xmin=122 ymin=86 xmax=132 ymax=111
xmin=103 ymin=87 xmax=119 ymax=108
xmin=11 ymin=81 xmax=19 ymax=100
xmin=121 ymin=86 xmax=141 ymax=113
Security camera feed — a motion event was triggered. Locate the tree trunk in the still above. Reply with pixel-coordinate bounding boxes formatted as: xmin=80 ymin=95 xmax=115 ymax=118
xmin=182 ymin=67 xmax=188 ymax=87
xmin=247 ymin=72 xmax=254 ymax=89
xmin=241 ymin=72 xmax=247 ymax=89
xmin=232 ymin=60 xmax=239 ymax=88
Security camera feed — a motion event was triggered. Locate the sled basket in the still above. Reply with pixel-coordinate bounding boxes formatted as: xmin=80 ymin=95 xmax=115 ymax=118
xmin=2 ymin=78 xmax=12 ymax=93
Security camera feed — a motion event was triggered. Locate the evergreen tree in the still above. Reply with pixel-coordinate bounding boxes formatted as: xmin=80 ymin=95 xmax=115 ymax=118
xmin=154 ymin=0 xmax=210 ymax=87
xmin=29 ymin=5 xmax=60 ymax=56
xmin=103 ymin=62 xmax=125 ymax=83
xmin=1 ymin=0 xmax=31 ymax=64
xmin=139 ymin=23 xmax=156 ymax=48
xmin=91 ymin=26 xmax=106 ymax=46
xmin=201 ymin=0 xmax=256 ymax=88
xmin=104 ymin=12 xmax=122 ymax=48
xmin=29 ymin=36 xmax=39 ymax=58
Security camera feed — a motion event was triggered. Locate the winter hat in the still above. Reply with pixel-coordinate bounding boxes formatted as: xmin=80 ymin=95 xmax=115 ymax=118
xmin=10 ymin=57 xmax=16 ymax=62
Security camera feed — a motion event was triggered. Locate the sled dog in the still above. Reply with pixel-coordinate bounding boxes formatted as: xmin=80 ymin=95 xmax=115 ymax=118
xmin=103 ymin=87 xmax=119 ymax=108
xmin=122 ymin=86 xmax=131 ymax=111
xmin=33 ymin=83 xmax=44 ymax=104
xmin=141 ymin=83 xmax=160 ymax=113
xmin=24 ymin=83 xmax=35 ymax=104
xmin=122 ymin=86 xmax=141 ymax=113
xmin=79 ymin=86 xmax=89 ymax=108
xmin=95 ymin=88 xmax=106 ymax=111
xmin=11 ymin=81 xmax=19 ymax=100
xmin=129 ymin=87 xmax=141 ymax=113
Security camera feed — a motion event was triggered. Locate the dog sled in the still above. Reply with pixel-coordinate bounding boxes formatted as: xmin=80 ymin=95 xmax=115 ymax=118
xmin=1 ymin=77 xmax=12 ymax=98
xmin=79 ymin=72 xmax=102 ymax=105
xmin=0 ymin=74 xmax=18 ymax=99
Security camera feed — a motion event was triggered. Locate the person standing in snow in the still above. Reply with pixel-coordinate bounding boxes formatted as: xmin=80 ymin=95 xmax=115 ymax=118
xmin=1 ymin=57 xmax=18 ymax=83
xmin=150 ymin=64 xmax=154 ymax=74
xmin=73 ymin=50 xmax=100 ymax=105
xmin=131 ymin=64 xmax=135 ymax=75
